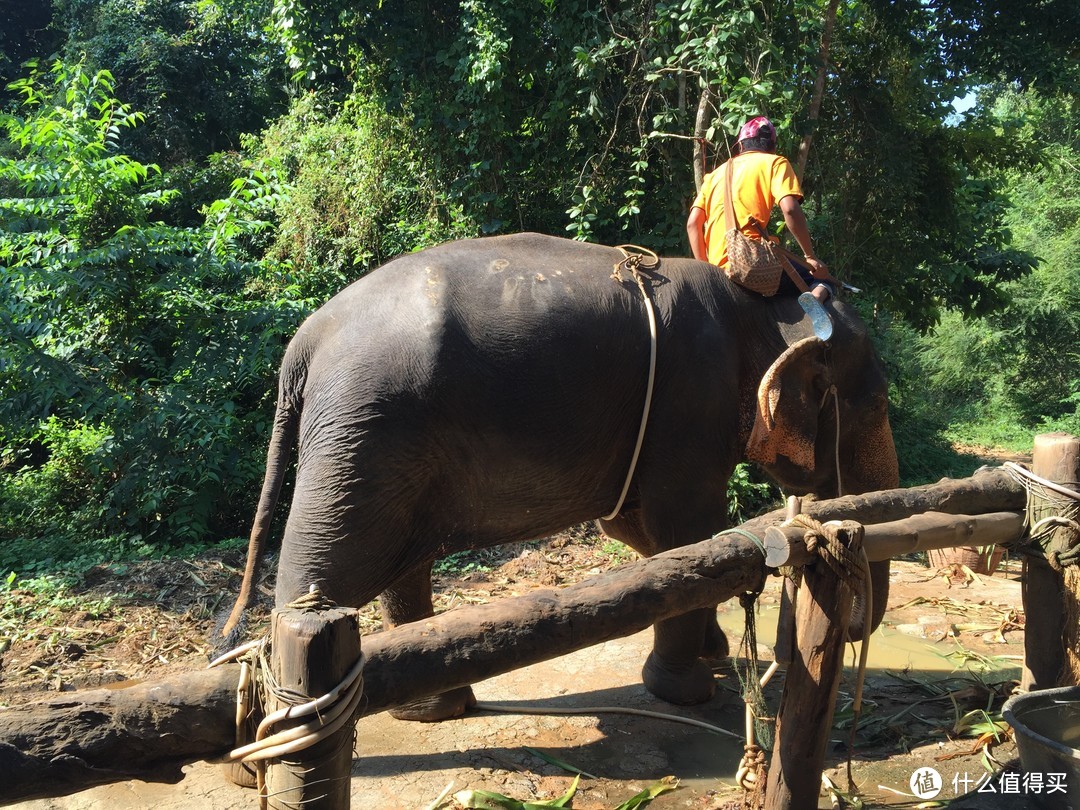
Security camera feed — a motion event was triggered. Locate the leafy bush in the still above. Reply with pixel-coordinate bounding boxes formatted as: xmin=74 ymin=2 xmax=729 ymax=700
xmin=0 ymin=61 xmax=305 ymax=559
xmin=260 ymin=90 xmax=475 ymax=291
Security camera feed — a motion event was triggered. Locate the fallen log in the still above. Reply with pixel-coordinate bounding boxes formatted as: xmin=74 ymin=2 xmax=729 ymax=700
xmin=0 ymin=666 xmax=239 ymax=803
xmin=0 ymin=467 xmax=1028 ymax=803
xmin=740 ymin=465 xmax=1025 ymax=538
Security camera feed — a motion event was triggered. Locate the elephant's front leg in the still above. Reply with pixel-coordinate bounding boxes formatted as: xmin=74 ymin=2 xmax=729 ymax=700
xmin=379 ymin=562 xmax=478 ymax=722
xmin=600 ymin=505 xmax=728 ymax=705
xmin=642 ymin=608 xmax=719 ymax=704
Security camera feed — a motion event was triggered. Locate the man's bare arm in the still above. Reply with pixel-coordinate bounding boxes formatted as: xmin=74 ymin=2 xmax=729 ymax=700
xmin=686 ymin=206 xmax=708 ymax=262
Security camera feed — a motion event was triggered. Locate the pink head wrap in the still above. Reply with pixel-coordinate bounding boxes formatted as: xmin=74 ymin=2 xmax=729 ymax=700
xmin=738 ymin=116 xmax=777 ymax=147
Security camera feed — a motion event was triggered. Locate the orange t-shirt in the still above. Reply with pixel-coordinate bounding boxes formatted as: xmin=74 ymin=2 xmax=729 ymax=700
xmin=691 ymin=151 xmax=803 ymax=267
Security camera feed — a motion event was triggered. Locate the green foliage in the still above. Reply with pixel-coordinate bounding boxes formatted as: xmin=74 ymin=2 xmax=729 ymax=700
xmin=261 ymin=0 xmax=1060 ymax=330
xmin=897 ymin=86 xmax=1080 ymax=450
xmin=0 ymin=418 xmax=112 ymax=571
xmin=0 ymin=61 xmax=306 ymax=560
xmin=50 ymin=0 xmax=288 ymax=166
xmin=727 ymin=463 xmax=780 ymax=525
xmin=259 ymin=90 xmax=474 ymax=288
xmin=432 ymin=550 xmax=494 ymax=577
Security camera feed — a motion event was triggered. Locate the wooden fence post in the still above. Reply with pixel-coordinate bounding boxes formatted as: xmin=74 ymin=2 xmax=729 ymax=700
xmin=1021 ymin=432 xmax=1080 ymax=691
xmin=764 ymin=521 xmax=864 ymax=810
xmin=264 ymin=597 xmax=362 ymax=810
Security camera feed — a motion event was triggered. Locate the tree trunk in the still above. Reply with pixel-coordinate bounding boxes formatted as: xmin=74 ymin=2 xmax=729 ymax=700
xmin=693 ymin=83 xmax=713 ymax=191
xmin=796 ymin=0 xmax=840 ymax=181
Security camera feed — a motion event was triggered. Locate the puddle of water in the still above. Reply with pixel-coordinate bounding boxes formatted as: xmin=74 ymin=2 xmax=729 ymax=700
xmin=99 ymin=678 xmax=144 ymax=690
xmin=717 ymin=603 xmax=1021 ymax=676
xmin=653 ymin=729 xmax=745 ymax=782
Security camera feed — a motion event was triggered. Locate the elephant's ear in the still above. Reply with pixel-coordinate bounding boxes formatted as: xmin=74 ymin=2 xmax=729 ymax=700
xmin=745 ymin=336 xmax=827 ymax=474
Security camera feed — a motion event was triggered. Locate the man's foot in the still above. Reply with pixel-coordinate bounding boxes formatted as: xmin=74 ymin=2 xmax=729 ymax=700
xmin=799 ymin=291 xmax=834 ymax=341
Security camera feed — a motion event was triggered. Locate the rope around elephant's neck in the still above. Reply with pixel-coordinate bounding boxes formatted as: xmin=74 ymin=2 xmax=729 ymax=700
xmin=603 ymin=246 xmax=660 ymax=521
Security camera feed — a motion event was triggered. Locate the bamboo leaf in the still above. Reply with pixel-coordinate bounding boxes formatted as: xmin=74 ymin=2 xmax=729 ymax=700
xmin=612 ymin=776 xmax=679 ymax=809
xmin=524 ymin=747 xmax=598 ymax=779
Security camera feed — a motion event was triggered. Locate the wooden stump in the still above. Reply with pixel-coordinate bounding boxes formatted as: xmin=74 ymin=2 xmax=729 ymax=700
xmin=263 ymin=600 xmax=362 ymax=810
xmin=1022 ymin=432 xmax=1080 ymax=691
xmin=764 ymin=521 xmax=864 ymax=810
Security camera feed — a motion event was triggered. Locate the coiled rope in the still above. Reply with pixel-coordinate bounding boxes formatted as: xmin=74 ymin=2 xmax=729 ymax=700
xmin=1004 ymin=461 xmax=1080 ymax=571
xmin=209 ymin=587 xmax=366 ymax=809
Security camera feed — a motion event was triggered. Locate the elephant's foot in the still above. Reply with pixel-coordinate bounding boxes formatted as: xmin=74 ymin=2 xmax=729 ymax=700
xmin=389 ymin=686 xmax=477 ymax=722
xmin=701 ymin=621 xmax=730 ymax=665
xmin=220 ymin=761 xmax=258 ymax=789
xmin=641 ymin=652 xmax=716 ymax=705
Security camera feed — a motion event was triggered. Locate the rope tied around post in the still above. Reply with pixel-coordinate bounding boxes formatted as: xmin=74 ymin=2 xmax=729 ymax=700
xmin=1004 ymin=461 xmax=1080 ymax=569
xmin=603 ymin=245 xmax=660 ymax=521
xmin=787 ymin=514 xmax=866 ymax=588
xmin=209 ymin=586 xmax=366 ymax=809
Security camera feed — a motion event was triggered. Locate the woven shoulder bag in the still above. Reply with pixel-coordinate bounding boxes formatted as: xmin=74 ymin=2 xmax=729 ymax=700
xmin=721 ymin=159 xmax=784 ymax=296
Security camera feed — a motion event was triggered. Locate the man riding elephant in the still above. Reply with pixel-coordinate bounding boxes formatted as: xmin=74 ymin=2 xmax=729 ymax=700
xmin=686 ymin=116 xmax=838 ymax=340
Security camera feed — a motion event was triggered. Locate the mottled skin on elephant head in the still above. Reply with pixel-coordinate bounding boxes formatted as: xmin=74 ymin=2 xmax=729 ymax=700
xmin=217 ymin=233 xmax=899 ymax=722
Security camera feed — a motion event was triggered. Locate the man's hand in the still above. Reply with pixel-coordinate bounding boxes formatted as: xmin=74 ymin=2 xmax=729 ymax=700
xmin=803 ymin=256 xmax=832 ymax=279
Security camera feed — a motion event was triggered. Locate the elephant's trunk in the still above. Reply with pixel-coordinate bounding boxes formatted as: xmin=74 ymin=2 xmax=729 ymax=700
xmin=844 ymin=411 xmax=899 ymax=641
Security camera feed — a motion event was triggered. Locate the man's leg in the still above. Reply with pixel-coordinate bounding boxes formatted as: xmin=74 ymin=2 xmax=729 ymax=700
xmin=787 ymin=257 xmax=835 ymax=340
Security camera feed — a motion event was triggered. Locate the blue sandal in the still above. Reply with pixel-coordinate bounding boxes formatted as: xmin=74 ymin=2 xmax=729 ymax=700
xmin=799 ymin=292 xmax=834 ymax=341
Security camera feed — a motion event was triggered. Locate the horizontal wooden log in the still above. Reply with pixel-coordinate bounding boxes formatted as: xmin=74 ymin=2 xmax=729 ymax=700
xmin=763 ymin=511 xmax=1025 ymax=568
xmin=739 ymin=467 xmax=1026 ymax=541
xmin=0 ymin=533 xmax=768 ymax=804
xmin=0 ymin=667 xmax=240 ymax=804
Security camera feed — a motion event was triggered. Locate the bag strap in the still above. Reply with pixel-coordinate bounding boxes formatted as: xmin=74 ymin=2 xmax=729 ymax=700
xmin=723 ymin=159 xmax=741 ymax=232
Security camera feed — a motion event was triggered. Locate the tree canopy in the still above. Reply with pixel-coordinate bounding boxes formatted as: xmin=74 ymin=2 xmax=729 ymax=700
xmin=0 ymin=0 xmax=1077 ymax=564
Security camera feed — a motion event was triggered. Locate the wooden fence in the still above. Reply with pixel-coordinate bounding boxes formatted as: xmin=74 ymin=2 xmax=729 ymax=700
xmin=1 ymin=433 xmax=1077 ymax=810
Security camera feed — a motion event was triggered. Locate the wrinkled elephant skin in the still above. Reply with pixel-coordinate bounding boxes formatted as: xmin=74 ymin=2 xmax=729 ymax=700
xmin=220 ymin=233 xmax=899 ymax=720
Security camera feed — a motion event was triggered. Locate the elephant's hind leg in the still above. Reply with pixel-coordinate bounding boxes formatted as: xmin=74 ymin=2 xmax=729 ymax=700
xmin=379 ymin=562 xmax=477 ymax=722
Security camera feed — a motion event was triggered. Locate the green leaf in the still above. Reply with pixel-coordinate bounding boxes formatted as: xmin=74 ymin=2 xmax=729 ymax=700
xmin=454 ymin=776 xmax=579 ymax=809
xmin=613 ymin=776 xmax=679 ymax=809
xmin=524 ymin=747 xmax=597 ymax=779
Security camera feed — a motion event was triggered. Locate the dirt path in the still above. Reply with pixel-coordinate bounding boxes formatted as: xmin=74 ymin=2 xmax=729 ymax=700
xmin=3 ymin=538 xmax=1035 ymax=809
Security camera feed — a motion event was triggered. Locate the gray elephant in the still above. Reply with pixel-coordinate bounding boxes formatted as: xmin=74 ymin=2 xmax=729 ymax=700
xmin=220 ymin=232 xmax=899 ymax=721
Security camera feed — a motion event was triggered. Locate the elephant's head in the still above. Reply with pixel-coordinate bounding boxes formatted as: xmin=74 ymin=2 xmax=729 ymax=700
xmin=744 ymin=325 xmax=899 ymax=639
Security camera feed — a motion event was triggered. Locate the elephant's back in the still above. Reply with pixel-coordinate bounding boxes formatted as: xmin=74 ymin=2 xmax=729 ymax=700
xmin=298 ymin=234 xmax=659 ymax=382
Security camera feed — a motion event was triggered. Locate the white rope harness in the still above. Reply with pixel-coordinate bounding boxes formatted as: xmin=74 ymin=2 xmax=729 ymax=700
xmin=602 ymin=245 xmax=659 ymax=521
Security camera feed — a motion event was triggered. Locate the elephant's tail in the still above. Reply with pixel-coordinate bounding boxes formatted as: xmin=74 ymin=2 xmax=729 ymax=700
xmin=215 ymin=372 xmax=303 ymax=652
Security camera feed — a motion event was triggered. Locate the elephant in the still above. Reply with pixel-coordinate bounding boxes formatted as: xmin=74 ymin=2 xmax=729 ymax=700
xmin=219 ymin=232 xmax=899 ymax=722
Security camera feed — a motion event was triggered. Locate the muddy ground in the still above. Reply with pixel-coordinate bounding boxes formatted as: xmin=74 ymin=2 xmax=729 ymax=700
xmin=1 ymin=525 xmax=1042 ymax=809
